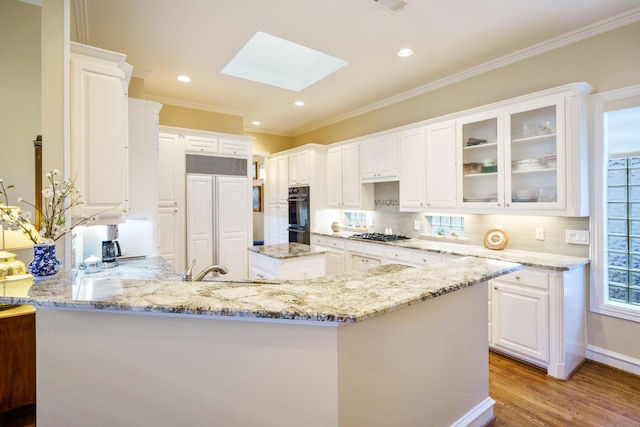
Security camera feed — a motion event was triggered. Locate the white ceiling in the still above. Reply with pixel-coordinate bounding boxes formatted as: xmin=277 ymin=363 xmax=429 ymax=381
xmin=77 ymin=0 xmax=640 ymax=136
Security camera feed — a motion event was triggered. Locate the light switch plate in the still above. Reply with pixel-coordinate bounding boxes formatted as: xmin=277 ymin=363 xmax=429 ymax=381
xmin=413 ymin=220 xmax=420 ymax=231
xmin=566 ymin=230 xmax=590 ymax=245
xmin=535 ymin=227 xmax=545 ymax=241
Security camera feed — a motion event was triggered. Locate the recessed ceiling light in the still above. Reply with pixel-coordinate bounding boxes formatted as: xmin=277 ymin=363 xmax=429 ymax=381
xmin=177 ymin=75 xmax=191 ymax=83
xmin=222 ymin=31 xmax=348 ymax=92
xmin=252 ymin=121 xmax=261 ymax=126
xmin=294 ymin=101 xmax=305 ymax=107
xmin=397 ymin=48 xmax=414 ymax=57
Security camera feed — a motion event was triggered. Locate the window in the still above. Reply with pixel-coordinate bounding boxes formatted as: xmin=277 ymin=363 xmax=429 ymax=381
xmin=591 ymin=85 xmax=640 ymax=322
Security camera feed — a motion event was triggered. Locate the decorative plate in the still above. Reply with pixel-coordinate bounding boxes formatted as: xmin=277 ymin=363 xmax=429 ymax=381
xmin=483 ymin=228 xmax=509 ymax=250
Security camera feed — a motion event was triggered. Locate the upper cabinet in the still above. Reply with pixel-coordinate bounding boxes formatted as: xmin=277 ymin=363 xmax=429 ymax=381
xmin=70 ymin=42 xmax=132 ymax=223
xmin=399 ymin=121 xmax=457 ymax=212
xmin=327 ymin=143 xmax=373 ymax=209
xmin=361 ymin=133 xmax=398 ymax=182
xmin=398 ymin=127 xmax=427 ymax=211
xmin=184 ymin=133 xmax=250 ymax=157
xmin=457 ymin=84 xmax=592 ymax=216
xmin=127 ymin=99 xmax=162 ymax=220
xmin=425 ymin=120 xmax=457 ymax=210
xmin=288 ymin=150 xmax=310 ymax=186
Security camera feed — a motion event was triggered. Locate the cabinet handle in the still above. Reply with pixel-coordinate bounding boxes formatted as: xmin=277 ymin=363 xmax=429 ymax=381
xmin=494 ymin=286 xmax=498 ymax=290
xmin=506 ymin=203 xmax=510 ymax=207
xmin=497 ymin=203 xmax=501 ymax=207
xmin=515 ymin=275 xmax=520 ymax=280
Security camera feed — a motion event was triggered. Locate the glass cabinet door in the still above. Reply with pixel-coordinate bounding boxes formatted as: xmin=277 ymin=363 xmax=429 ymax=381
xmin=460 ymin=114 xmax=502 ymax=207
xmin=506 ymin=96 xmax=565 ymax=210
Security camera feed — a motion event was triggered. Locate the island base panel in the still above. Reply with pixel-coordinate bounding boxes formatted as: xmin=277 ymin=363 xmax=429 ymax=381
xmin=35 ymin=283 xmax=492 ymax=426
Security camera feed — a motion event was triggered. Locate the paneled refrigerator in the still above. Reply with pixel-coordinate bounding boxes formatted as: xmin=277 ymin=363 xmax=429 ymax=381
xmin=186 ymin=155 xmax=249 ymax=280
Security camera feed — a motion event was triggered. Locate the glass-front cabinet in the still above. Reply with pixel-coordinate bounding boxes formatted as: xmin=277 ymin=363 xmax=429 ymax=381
xmin=459 ymin=112 xmax=503 ymax=207
xmin=506 ymin=96 xmax=565 ymax=211
xmin=457 ymin=84 xmax=591 ymax=216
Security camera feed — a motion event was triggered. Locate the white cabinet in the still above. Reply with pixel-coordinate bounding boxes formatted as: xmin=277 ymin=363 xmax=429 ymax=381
xmin=266 ymin=155 xmax=288 ymax=205
xmin=186 ymin=175 xmax=249 ymax=280
xmin=346 ymin=240 xmax=383 ymax=271
xmin=399 ymin=127 xmax=427 ymax=211
xmin=361 ymin=134 xmax=398 ymax=182
xmin=265 ymin=154 xmax=289 ymax=244
xmin=327 ymin=143 xmax=373 ymax=209
xmin=267 ymin=204 xmax=288 ymax=245
xmin=157 ymin=206 xmax=182 ymax=271
xmin=70 ymin=42 xmax=132 ymax=223
xmin=157 ymin=131 xmax=185 ymax=272
xmin=488 ymin=264 xmax=587 ymax=379
xmin=127 ymin=99 xmax=162 ymax=220
xmin=249 ymin=251 xmax=326 ymax=280
xmin=490 ymin=269 xmax=550 ymax=365
xmin=184 ymin=135 xmax=251 ymax=157
xmin=457 ymin=84 xmax=591 ymax=216
xmin=185 ymin=134 xmax=218 ymax=154
xmin=311 ymin=235 xmax=345 ymax=276
xmin=425 ymin=120 xmax=457 ymax=210
xmin=288 ymin=150 xmax=310 ymax=186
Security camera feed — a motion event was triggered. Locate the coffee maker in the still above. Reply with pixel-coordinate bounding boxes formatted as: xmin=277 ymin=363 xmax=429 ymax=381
xmin=101 ymin=225 xmax=122 ymax=268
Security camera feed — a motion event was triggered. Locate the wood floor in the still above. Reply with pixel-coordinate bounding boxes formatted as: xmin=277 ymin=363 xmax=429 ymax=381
xmin=1 ymin=351 xmax=638 ymax=426
xmin=489 ymin=350 xmax=640 ymax=426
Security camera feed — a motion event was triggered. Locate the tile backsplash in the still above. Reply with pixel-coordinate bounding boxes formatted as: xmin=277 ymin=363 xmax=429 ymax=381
xmin=340 ymin=181 xmax=590 ymax=258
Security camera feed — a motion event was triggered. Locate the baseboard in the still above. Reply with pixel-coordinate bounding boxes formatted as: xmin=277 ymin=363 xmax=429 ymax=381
xmin=586 ymin=344 xmax=640 ymax=376
xmin=450 ymin=397 xmax=495 ymax=427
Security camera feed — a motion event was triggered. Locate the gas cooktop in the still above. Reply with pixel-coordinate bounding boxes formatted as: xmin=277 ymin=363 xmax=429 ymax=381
xmin=351 ymin=233 xmax=411 ymax=242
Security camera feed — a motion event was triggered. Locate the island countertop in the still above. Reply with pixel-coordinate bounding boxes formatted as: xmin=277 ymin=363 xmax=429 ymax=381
xmin=248 ymin=242 xmax=328 ymax=259
xmin=0 ymin=256 xmax=520 ymax=324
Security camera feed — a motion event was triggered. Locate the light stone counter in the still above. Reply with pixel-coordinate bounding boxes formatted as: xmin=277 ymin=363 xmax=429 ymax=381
xmin=1 ymin=256 xmax=521 ymax=426
xmin=248 ymin=242 xmax=328 ymax=259
xmin=0 ymin=256 xmax=520 ymax=323
xmin=313 ymin=231 xmax=589 ymax=271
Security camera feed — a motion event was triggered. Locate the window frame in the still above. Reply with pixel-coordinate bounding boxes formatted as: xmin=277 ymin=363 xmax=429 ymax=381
xmin=590 ymin=84 xmax=640 ymax=322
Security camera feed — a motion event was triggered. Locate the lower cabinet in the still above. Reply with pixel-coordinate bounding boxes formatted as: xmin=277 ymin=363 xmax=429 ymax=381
xmin=490 ymin=269 xmax=550 ymax=364
xmin=311 ymin=235 xmax=346 ymax=275
xmin=488 ymin=265 xmax=587 ymax=379
xmin=249 ymin=252 xmax=326 ymax=280
xmin=346 ymin=241 xmax=383 ymax=272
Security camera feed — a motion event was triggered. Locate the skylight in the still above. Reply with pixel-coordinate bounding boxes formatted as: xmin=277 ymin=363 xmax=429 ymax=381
xmin=221 ymin=31 xmax=348 ymax=92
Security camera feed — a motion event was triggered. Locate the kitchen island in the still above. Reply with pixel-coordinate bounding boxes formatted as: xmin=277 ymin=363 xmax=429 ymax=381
xmin=0 ymin=257 xmax=520 ymax=427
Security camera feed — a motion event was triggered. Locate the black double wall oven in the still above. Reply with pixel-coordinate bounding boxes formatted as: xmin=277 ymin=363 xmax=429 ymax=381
xmin=288 ymin=186 xmax=310 ymax=245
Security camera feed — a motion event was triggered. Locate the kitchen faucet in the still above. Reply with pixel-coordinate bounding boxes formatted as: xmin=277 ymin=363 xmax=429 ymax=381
xmin=181 ymin=259 xmax=229 ymax=281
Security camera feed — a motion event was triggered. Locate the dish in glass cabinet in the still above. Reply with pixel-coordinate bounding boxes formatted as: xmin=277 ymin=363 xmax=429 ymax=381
xmin=463 ymin=197 xmax=490 ymax=202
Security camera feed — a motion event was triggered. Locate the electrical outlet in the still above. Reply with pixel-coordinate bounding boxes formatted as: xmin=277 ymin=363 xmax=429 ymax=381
xmin=535 ymin=227 xmax=545 ymax=241
xmin=413 ymin=220 xmax=421 ymax=231
xmin=566 ymin=230 xmax=590 ymax=245
xmin=368 ymin=218 xmax=374 ymax=227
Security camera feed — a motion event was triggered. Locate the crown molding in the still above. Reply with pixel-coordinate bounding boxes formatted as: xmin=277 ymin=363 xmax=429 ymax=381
xmin=144 ymin=95 xmax=247 ymax=118
xmin=291 ymin=6 xmax=640 ymax=136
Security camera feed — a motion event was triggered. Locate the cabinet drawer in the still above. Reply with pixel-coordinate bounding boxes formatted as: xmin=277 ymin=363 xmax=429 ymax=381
xmin=385 ymin=247 xmax=411 ymax=263
xmin=326 ymin=238 xmax=345 ymax=250
xmin=494 ymin=269 xmax=549 ymax=290
xmin=410 ymin=251 xmax=442 ymax=265
xmin=311 ymin=235 xmax=327 ymax=246
xmin=219 ymin=139 xmax=250 ymax=157
xmin=185 ymin=135 xmax=218 ymax=153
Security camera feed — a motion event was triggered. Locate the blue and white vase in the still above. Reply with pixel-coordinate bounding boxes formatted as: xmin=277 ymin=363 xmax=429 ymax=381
xmin=27 ymin=244 xmax=62 ymax=277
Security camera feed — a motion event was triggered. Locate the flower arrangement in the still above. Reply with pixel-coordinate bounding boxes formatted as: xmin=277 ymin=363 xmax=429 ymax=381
xmin=0 ymin=169 xmax=98 ymax=245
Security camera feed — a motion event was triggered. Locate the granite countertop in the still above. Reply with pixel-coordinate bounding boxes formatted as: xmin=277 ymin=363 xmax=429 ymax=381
xmin=248 ymin=242 xmax=328 ymax=260
xmin=313 ymin=231 xmax=589 ymax=271
xmin=0 ymin=256 xmax=520 ymax=324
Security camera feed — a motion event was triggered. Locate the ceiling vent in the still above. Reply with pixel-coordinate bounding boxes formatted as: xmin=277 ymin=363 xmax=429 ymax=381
xmin=371 ymin=0 xmax=407 ymax=12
